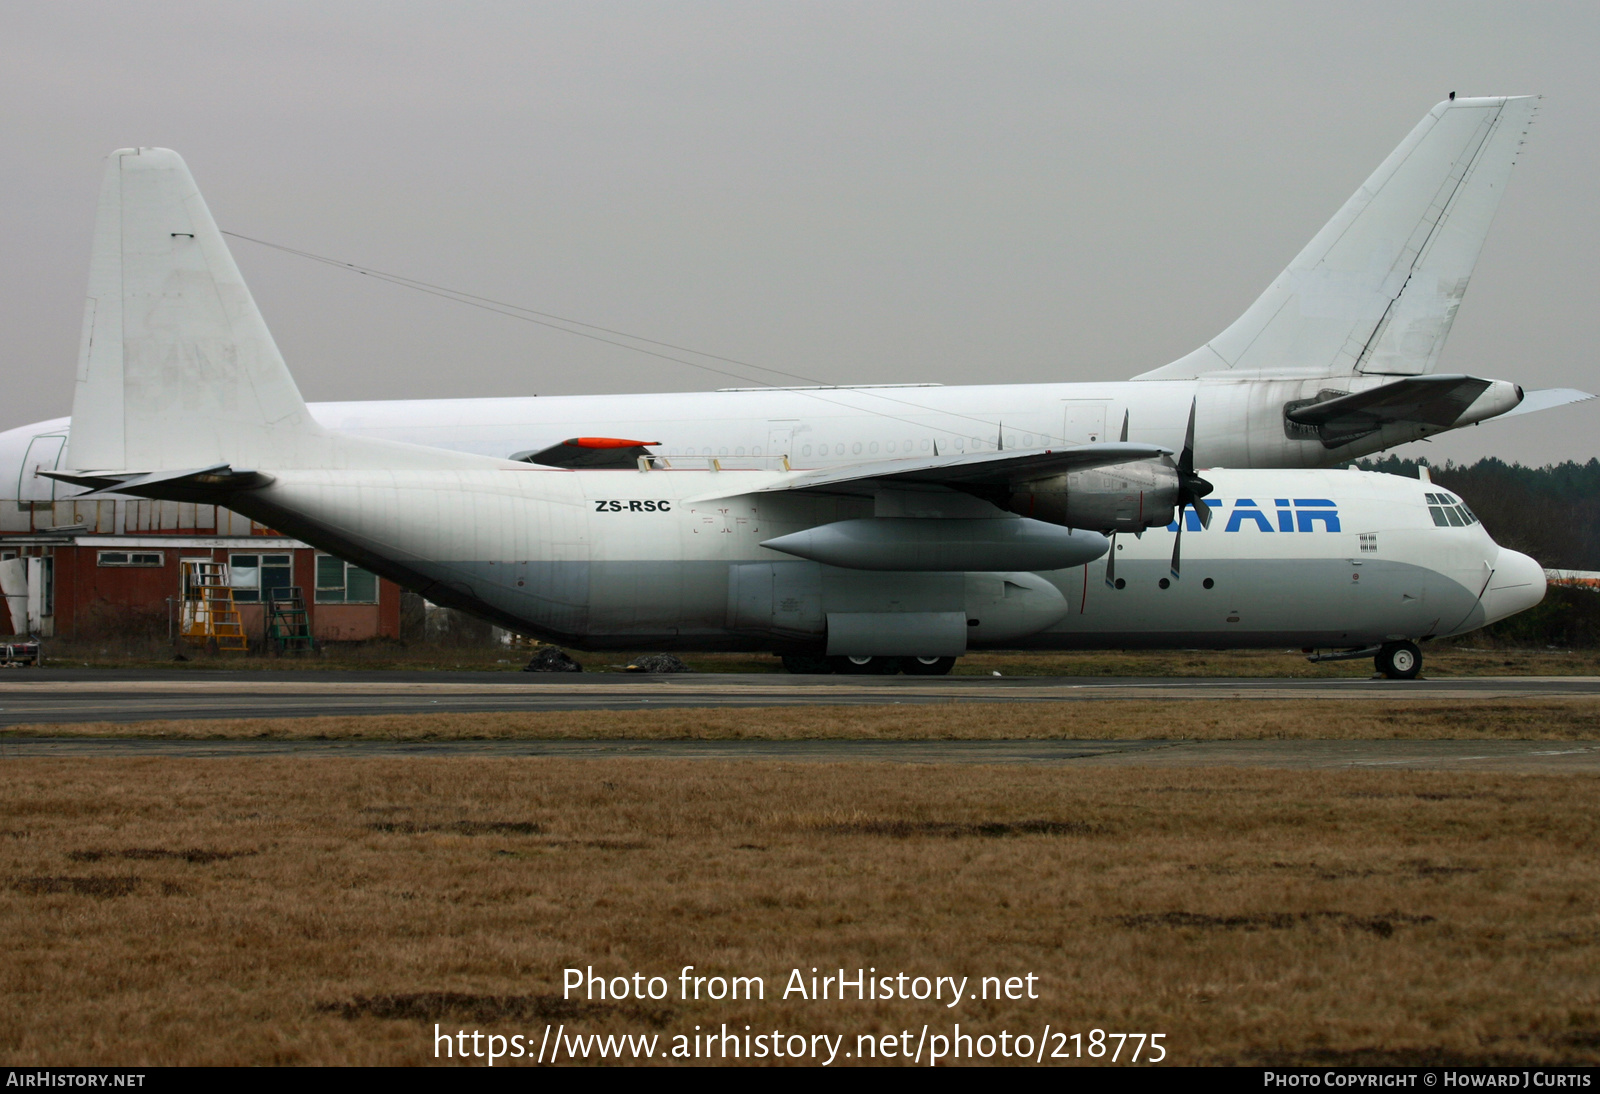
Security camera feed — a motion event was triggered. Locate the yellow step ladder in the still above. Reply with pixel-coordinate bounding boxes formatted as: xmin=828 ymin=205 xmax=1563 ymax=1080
xmin=180 ymin=561 xmax=249 ymax=652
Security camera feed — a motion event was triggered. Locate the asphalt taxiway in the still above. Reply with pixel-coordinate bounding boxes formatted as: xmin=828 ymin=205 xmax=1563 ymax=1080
xmin=2 ymin=736 xmax=1597 ymax=773
xmin=1 ymin=668 xmax=1598 ymax=726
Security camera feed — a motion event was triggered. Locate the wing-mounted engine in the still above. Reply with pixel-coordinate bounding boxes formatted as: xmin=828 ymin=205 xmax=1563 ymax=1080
xmin=741 ymin=439 xmax=1177 ymax=531
xmin=1001 ymin=459 xmax=1180 ymax=533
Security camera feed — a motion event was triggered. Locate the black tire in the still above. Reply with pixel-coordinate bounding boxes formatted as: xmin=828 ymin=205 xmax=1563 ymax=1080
xmin=830 ymin=655 xmax=902 ymax=675
xmin=901 ymin=655 xmax=957 ymax=676
xmin=1374 ymin=641 xmax=1422 ymax=680
xmin=780 ymin=655 xmax=833 ymax=674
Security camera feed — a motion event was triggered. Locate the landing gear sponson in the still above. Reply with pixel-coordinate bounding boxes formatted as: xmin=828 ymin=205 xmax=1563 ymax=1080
xmin=780 ymin=655 xmax=957 ymax=676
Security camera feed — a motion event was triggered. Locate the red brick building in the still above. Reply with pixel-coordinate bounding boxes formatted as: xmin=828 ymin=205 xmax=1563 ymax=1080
xmin=2 ymin=458 xmax=400 ymax=643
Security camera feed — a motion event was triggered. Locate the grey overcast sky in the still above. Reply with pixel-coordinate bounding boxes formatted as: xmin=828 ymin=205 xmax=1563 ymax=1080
xmin=4 ymin=1 xmax=1597 ymax=466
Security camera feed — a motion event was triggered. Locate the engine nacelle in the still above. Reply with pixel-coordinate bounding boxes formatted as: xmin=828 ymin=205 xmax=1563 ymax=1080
xmin=1003 ymin=459 xmax=1180 ymax=534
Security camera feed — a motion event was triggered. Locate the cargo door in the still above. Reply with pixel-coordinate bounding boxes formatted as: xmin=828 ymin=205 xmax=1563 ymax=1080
xmin=1062 ymin=402 xmax=1109 ymax=444
xmin=767 ymin=421 xmax=798 ymax=462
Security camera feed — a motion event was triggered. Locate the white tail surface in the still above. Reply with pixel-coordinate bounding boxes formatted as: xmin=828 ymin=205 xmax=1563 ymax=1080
xmin=1137 ymin=96 xmax=1538 ymax=381
xmin=63 ymin=148 xmax=491 ymax=477
xmin=65 ymin=148 xmax=322 ymax=472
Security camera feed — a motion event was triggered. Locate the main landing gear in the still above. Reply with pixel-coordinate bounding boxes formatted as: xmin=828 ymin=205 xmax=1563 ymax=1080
xmin=780 ymin=655 xmax=957 ymax=676
xmin=1374 ymin=640 xmax=1422 ymax=680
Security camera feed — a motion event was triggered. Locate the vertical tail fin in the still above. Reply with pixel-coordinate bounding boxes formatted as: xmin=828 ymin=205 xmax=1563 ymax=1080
xmin=64 ymin=148 xmax=322 ymax=472
xmin=1136 ymin=96 xmax=1538 ymax=381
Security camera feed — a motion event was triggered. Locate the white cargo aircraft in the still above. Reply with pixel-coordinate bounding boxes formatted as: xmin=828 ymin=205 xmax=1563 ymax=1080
xmin=40 ymin=148 xmax=1545 ymax=678
xmin=2 ymin=96 xmax=1589 ymax=495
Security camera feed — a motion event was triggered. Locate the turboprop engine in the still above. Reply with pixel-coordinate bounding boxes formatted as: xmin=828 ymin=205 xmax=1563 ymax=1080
xmin=1002 ymin=459 xmax=1181 ymax=534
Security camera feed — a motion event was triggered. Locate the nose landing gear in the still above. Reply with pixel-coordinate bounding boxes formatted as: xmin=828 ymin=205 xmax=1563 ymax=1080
xmin=1375 ymin=640 xmax=1422 ymax=680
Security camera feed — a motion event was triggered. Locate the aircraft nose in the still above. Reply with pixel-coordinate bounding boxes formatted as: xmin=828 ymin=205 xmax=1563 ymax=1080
xmin=1481 ymin=548 xmax=1546 ymax=625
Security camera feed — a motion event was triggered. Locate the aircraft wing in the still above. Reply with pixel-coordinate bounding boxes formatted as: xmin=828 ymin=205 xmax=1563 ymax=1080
xmin=1285 ymin=374 xmax=1497 ymax=448
xmin=742 ymin=442 xmax=1169 ymax=497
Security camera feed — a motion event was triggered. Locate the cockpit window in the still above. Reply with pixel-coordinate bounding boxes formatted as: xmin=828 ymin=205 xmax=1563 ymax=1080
xmin=1426 ymin=492 xmax=1480 ymax=527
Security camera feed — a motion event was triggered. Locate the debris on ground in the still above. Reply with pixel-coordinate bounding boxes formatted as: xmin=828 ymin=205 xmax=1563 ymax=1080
xmin=624 ymin=653 xmax=690 ymax=674
xmin=523 ymin=647 xmax=582 ymax=672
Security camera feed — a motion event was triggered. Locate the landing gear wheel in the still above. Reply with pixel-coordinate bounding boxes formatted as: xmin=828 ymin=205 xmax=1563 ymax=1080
xmin=1375 ymin=641 xmax=1422 ymax=680
xmin=830 ymin=656 xmax=903 ymax=675
xmin=781 ymin=655 xmax=833 ymax=675
xmin=901 ymin=656 xmax=957 ymax=676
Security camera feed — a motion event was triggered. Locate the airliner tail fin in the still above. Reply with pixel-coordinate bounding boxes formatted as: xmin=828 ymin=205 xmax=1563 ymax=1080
xmin=1136 ymin=96 xmax=1538 ymax=382
xmin=64 ymin=148 xmax=323 ymax=473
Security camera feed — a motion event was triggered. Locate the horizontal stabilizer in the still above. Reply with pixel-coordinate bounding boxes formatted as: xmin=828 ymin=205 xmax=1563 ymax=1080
xmin=742 ymin=442 xmax=1169 ymax=498
xmin=1496 ymin=387 xmax=1595 ymax=419
xmin=1286 ymin=374 xmax=1494 ymax=448
xmin=42 ymin=464 xmax=272 ymax=500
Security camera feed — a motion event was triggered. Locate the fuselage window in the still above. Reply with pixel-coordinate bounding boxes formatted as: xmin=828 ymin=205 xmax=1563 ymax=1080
xmin=719 ymin=448 xmax=729 ymax=457
xmin=1428 ymin=506 xmax=1449 ymax=527
xmin=735 ymin=447 xmax=745 ymax=456
xmin=835 ymin=443 xmax=845 ymax=455
xmin=869 ymin=441 xmax=879 ymax=454
xmin=753 ymin=446 xmax=762 ymax=456
xmin=886 ymin=441 xmax=896 ymax=453
xmin=802 ymin=444 xmax=813 ymax=456
xmin=852 ymin=442 xmax=863 ymax=454
xmin=921 ymin=439 xmax=931 ymax=452
xmin=904 ymin=438 xmax=913 ymax=452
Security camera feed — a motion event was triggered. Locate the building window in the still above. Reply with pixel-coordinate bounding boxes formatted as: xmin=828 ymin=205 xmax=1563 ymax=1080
xmin=98 ymin=550 xmax=164 ymax=567
xmin=231 ymin=553 xmax=293 ymax=602
xmin=315 ymin=555 xmax=378 ymax=604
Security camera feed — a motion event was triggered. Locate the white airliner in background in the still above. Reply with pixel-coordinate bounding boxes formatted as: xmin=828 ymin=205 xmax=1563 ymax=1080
xmin=37 ymin=147 xmax=1547 ymax=679
xmin=0 ymin=95 xmax=1591 ymax=496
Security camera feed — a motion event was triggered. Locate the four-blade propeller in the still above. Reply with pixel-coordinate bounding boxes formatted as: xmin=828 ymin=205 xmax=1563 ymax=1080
xmin=1105 ymin=400 xmax=1214 ymax=589
xmin=1168 ymin=400 xmax=1214 ymax=579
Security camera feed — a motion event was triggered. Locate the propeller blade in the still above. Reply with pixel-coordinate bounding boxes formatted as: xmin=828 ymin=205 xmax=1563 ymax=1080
xmin=1170 ymin=509 xmax=1184 ymax=579
xmin=1104 ymin=532 xmax=1118 ymax=588
xmin=1180 ymin=399 xmax=1198 ymax=474
xmin=1192 ymin=496 xmax=1213 ymax=529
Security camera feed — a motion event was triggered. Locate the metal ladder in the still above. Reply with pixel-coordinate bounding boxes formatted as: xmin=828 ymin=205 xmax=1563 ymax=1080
xmin=180 ymin=562 xmax=249 ymax=652
xmin=265 ymin=586 xmax=316 ymax=654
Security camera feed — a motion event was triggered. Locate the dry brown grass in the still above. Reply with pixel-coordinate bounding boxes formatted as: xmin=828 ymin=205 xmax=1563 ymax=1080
xmin=1 ymin=758 xmax=1597 ymax=1066
xmin=10 ymin=697 xmax=1600 ymax=742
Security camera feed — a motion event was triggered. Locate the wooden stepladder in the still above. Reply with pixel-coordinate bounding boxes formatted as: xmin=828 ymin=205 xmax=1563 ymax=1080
xmin=179 ymin=560 xmax=248 ymax=652
xmin=266 ymin=586 xmax=316 ymax=654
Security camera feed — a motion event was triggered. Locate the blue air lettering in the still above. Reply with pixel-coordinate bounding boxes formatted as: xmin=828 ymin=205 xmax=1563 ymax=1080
xmin=1224 ymin=499 xmax=1274 ymax=532
xmin=1293 ymin=499 xmax=1340 ymax=532
xmin=1170 ymin=499 xmax=1341 ymax=533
